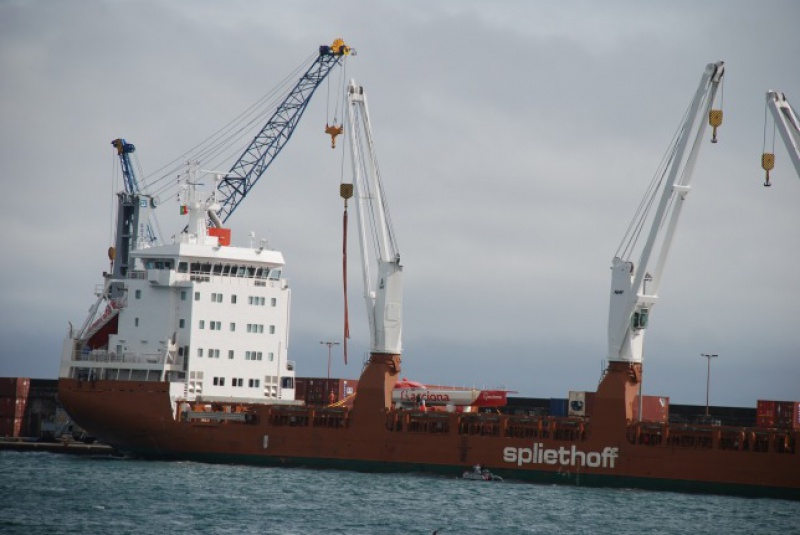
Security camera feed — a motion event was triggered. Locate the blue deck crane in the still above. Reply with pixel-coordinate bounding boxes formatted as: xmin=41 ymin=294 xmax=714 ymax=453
xmin=111 ymin=138 xmax=158 ymax=246
xmin=215 ymin=38 xmax=353 ymax=224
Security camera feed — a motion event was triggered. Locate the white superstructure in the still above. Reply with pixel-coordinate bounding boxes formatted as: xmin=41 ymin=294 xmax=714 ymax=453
xmin=60 ymin=171 xmax=296 ymax=404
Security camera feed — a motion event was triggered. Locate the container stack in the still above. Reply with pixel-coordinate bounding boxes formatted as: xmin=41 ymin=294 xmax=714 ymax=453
xmin=295 ymin=377 xmax=358 ymax=406
xmin=756 ymin=400 xmax=800 ymax=429
xmin=0 ymin=377 xmax=30 ymax=438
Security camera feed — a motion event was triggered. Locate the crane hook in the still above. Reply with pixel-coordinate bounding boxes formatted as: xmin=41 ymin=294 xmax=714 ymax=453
xmin=325 ymin=123 xmax=343 ymax=149
xmin=709 ymin=109 xmax=723 ymax=143
xmin=761 ymin=152 xmax=774 ymax=187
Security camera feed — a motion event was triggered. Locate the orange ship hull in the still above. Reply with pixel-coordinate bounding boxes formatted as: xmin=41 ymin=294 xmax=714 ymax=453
xmin=58 ymin=360 xmax=800 ymax=500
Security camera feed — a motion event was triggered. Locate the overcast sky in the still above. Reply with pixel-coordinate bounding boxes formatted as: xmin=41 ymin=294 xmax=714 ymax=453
xmin=1 ymin=0 xmax=798 ymax=408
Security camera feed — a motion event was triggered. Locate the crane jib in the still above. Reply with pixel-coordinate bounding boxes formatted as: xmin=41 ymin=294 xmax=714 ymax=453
xmin=215 ymin=46 xmax=349 ymax=224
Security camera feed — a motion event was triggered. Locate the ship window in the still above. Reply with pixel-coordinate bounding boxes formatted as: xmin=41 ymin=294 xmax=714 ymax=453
xmin=213 ymin=264 xmax=222 ymax=275
xmin=190 ymin=262 xmax=200 ymax=273
xmin=255 ymin=268 xmax=263 ymax=278
xmin=271 ymin=298 xmax=277 ymax=307
xmin=260 ymin=268 xmax=270 ymax=279
xmin=194 ymin=292 xmax=200 ymax=301
xmin=181 ymin=291 xmax=187 ymax=301
xmin=219 ymin=377 xmax=225 ymax=386
xmin=155 ymin=261 xmax=164 ymax=269
xmin=178 ymin=262 xmax=188 ymax=273
xmin=165 ymin=261 xmax=172 ymax=270
xmin=268 ymin=268 xmax=281 ymax=280
xmin=229 ymin=266 xmax=238 ymax=277
xmin=269 ymin=325 xmax=275 ymax=334
xmin=178 ymin=346 xmax=184 ymax=357
xmin=222 ymin=265 xmax=231 ymax=275
xmin=228 ymin=350 xmax=234 ymax=360
xmin=201 ymin=263 xmax=212 ymax=274
xmin=146 ymin=260 xmax=155 ymax=269
xmin=199 ymin=320 xmax=205 ymax=329
xmin=230 ymin=322 xmax=235 ymax=332
xmin=281 ymin=377 xmax=294 ymax=389
xmin=231 ymin=294 xmax=237 ymax=304
xmin=134 ymin=318 xmax=139 ymax=327
xmin=268 ymin=352 xmax=274 ymax=362
xmin=247 ymin=267 xmax=256 ymax=278
xmin=198 ymin=348 xmax=204 ymax=357
xmin=179 ymin=319 xmax=185 ymax=328
xmin=257 ymin=352 xmax=263 ymax=361
xmin=135 ymin=290 xmax=142 ymax=299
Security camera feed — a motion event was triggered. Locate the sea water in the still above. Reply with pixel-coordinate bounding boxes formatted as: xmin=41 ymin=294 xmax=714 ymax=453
xmin=1 ymin=451 xmax=798 ymax=534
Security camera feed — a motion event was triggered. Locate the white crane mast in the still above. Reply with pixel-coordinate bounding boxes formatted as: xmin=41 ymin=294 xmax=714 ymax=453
xmin=345 ymin=80 xmax=403 ymax=355
xmin=608 ymin=61 xmax=725 ymax=364
xmin=765 ymin=91 xmax=800 ymax=181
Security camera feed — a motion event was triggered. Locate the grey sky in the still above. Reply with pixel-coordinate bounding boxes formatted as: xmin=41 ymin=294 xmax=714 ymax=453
xmin=1 ymin=0 xmax=798 ymax=408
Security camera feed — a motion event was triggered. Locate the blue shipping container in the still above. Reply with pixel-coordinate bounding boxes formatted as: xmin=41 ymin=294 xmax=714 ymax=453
xmin=549 ymin=398 xmax=568 ymax=417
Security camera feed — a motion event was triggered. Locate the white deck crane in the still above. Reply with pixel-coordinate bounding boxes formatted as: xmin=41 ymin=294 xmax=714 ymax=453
xmin=345 ymin=80 xmax=403 ymax=357
xmin=607 ymin=61 xmax=725 ymax=365
xmin=762 ymin=91 xmax=800 ymax=186
xmin=343 ymin=80 xmax=404 ymax=419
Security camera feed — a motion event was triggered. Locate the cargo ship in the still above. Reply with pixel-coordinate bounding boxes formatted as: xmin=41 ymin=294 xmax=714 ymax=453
xmin=58 ymin=55 xmax=800 ymax=500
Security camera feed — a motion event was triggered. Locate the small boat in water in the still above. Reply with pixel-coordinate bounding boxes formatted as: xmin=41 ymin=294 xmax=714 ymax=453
xmin=462 ymin=465 xmax=503 ymax=482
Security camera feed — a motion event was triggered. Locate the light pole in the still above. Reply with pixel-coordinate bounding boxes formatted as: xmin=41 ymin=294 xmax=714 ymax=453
xmin=320 ymin=341 xmax=340 ymax=381
xmin=700 ymin=353 xmax=718 ymax=417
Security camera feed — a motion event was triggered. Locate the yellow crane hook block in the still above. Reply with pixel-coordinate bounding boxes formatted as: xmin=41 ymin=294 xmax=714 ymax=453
xmin=709 ymin=109 xmax=723 ymax=143
xmin=761 ymin=152 xmax=775 ymax=187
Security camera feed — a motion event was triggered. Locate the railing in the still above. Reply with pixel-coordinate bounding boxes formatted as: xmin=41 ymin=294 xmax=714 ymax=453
xmin=70 ymin=349 xmax=172 ymax=366
xmin=627 ymin=421 xmax=797 ymax=455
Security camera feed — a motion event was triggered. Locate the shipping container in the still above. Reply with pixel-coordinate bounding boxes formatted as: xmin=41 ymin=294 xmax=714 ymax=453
xmin=757 ymin=400 xmax=776 ymax=427
xmin=0 ymin=377 xmax=30 ymax=399
xmin=757 ymin=400 xmax=800 ymax=429
xmin=0 ymin=397 xmax=26 ymax=419
xmin=632 ymin=395 xmax=670 ymax=422
xmin=549 ymin=398 xmax=568 ymax=417
xmin=295 ymin=378 xmax=358 ymax=406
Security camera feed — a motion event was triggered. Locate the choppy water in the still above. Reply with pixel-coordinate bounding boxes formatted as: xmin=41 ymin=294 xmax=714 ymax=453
xmin=1 ymin=450 xmax=798 ymax=534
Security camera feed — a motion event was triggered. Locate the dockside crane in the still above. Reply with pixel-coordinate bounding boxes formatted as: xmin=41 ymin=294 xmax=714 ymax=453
xmin=762 ymin=91 xmax=800 ymax=186
xmin=214 ymin=39 xmax=353 ymax=224
xmin=607 ymin=61 xmax=725 ymax=367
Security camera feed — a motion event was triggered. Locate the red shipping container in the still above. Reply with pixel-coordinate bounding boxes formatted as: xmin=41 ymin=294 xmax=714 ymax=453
xmin=775 ymin=401 xmax=800 ymax=429
xmin=0 ymin=416 xmax=22 ymax=438
xmin=0 ymin=377 xmax=30 ymax=398
xmin=757 ymin=400 xmax=776 ymax=428
xmin=757 ymin=400 xmax=799 ymax=428
xmin=0 ymin=397 xmax=26 ymax=418
xmin=295 ymin=377 xmax=358 ymax=406
xmin=632 ymin=395 xmax=670 ymax=422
